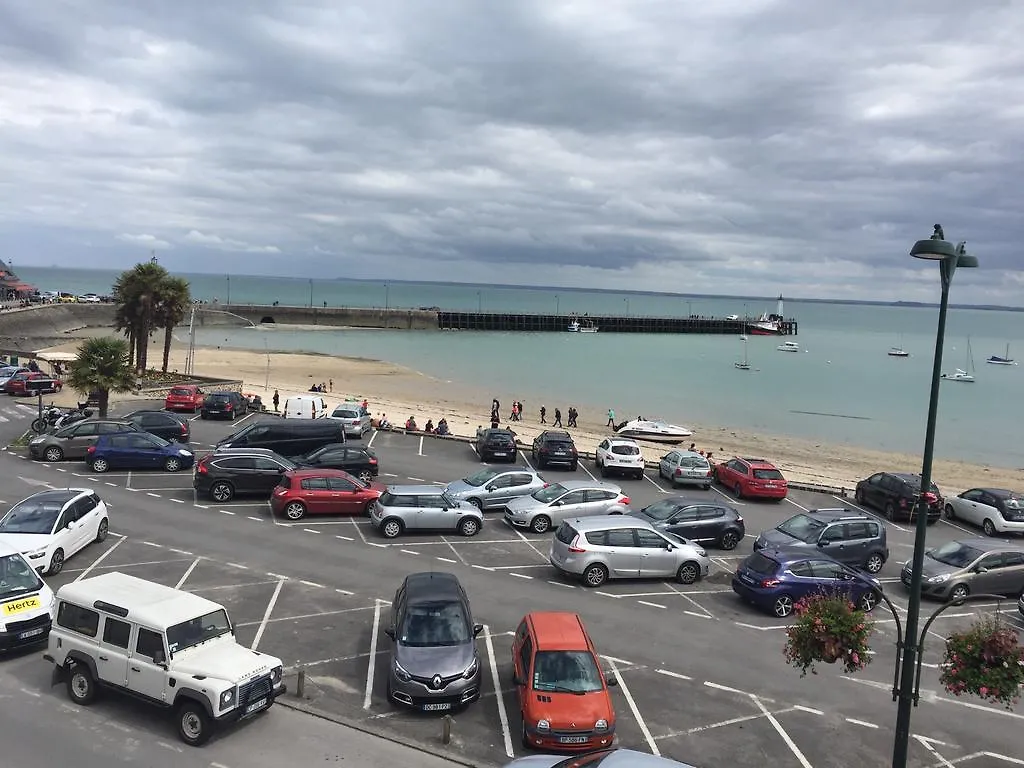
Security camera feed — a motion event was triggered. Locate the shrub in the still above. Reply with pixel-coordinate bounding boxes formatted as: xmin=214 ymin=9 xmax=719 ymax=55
xmin=783 ymin=592 xmax=875 ymax=676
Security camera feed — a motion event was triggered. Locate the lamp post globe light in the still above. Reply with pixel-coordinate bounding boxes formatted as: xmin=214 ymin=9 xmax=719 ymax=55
xmin=892 ymin=225 xmax=979 ymax=768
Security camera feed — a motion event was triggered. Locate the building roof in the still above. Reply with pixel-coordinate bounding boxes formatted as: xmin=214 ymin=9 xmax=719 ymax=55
xmin=56 ymin=572 xmax=225 ymax=630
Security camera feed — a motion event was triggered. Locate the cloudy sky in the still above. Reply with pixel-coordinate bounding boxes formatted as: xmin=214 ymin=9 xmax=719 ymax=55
xmin=1 ymin=0 xmax=1022 ymax=304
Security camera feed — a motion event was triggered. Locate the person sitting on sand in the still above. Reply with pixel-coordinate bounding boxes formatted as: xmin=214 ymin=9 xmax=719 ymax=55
xmin=405 ymin=416 xmax=418 ymax=431
xmin=436 ymin=419 xmax=450 ymax=436
xmin=378 ymin=413 xmax=391 ymax=430
xmin=689 ymin=443 xmax=696 ymax=452
xmin=424 ymin=419 xmax=434 ymax=433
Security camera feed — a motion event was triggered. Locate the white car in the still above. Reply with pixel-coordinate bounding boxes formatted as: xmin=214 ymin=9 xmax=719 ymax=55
xmin=0 ymin=489 xmax=110 ymax=575
xmin=77 ymin=294 xmax=102 ymax=303
xmin=0 ymin=541 xmax=56 ymax=651
xmin=945 ymin=488 xmax=1024 ymax=536
xmin=595 ymin=438 xmax=646 ymax=480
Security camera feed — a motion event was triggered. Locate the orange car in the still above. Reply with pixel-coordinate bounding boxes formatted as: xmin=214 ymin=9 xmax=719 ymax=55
xmin=512 ymin=612 xmax=617 ymax=751
xmin=164 ymin=384 xmax=205 ymax=412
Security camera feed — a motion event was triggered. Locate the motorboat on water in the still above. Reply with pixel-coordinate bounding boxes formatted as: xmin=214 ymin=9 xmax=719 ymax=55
xmin=749 ymin=295 xmax=786 ymax=335
xmin=777 ymin=341 xmax=800 ymax=352
xmin=941 ymin=368 xmax=975 ymax=383
xmin=615 ymin=419 xmax=693 ymax=444
xmin=987 ymin=344 xmax=1016 ymax=365
xmin=568 ymin=319 xmax=599 ymax=333
xmin=888 ymin=347 xmax=909 ymax=358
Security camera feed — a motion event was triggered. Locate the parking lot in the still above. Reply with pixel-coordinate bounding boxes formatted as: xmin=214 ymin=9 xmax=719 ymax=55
xmin=3 ymin=402 xmax=1024 ymax=767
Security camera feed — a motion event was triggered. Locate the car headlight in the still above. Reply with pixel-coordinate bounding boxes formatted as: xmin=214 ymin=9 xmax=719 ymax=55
xmin=179 ymin=449 xmax=192 ymax=456
xmin=26 ymin=550 xmax=46 ymax=560
xmin=594 ymin=719 xmax=609 ymax=732
xmin=928 ymin=573 xmax=951 ymax=583
xmin=393 ymin=660 xmax=411 ymax=682
xmin=30 ymin=437 xmax=44 ymax=445
xmin=220 ymin=687 xmax=237 ymax=709
xmin=271 ymin=665 xmax=283 ymax=684
xmin=463 ymin=657 xmax=479 ymax=679
xmin=695 ymin=547 xmax=707 ymax=557
xmin=536 ymin=719 xmax=550 ymax=733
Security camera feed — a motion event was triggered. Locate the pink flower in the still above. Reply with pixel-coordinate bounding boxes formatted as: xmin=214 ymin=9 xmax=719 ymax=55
xmin=979 ymin=686 xmax=988 ymax=696
xmin=852 ymin=652 xmax=860 ymax=665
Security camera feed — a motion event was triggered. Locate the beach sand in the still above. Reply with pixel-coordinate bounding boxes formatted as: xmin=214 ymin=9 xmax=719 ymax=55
xmin=37 ymin=333 xmax=1022 ymax=496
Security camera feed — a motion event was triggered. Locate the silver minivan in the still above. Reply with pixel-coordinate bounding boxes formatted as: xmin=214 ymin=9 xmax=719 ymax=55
xmin=503 ymin=480 xmax=630 ymax=534
xmin=550 ymin=516 xmax=710 ymax=588
xmin=329 ymin=402 xmax=372 ymax=438
xmin=370 ymin=485 xmax=484 ymax=539
xmin=445 ymin=466 xmax=547 ymax=510
xmin=28 ymin=420 xmax=139 ymax=462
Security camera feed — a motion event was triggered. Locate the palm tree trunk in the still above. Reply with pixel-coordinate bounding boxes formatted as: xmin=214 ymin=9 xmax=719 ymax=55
xmin=162 ymin=324 xmax=173 ymax=373
xmin=127 ymin=329 xmax=136 ymax=367
xmin=98 ymin=388 xmax=110 ymax=419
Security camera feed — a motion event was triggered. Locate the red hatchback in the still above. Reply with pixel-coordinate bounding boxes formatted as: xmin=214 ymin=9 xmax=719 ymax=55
xmin=164 ymin=384 xmax=205 ymax=412
xmin=271 ymin=468 xmax=386 ymax=521
xmin=5 ymin=371 xmax=63 ymax=396
xmin=715 ymin=457 xmax=788 ymax=500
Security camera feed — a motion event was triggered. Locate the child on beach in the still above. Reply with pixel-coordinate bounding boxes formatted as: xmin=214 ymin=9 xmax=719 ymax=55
xmin=539 ymin=406 xmax=546 ymax=424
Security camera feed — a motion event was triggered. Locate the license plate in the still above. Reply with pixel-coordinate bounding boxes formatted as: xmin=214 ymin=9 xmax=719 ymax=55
xmin=559 ymin=736 xmax=588 ymax=744
xmin=740 ymin=574 xmax=754 ymax=584
xmin=245 ymin=697 xmax=268 ymax=714
xmin=422 ymin=702 xmax=452 ymax=711
xmin=493 ymin=452 xmax=507 ymax=457
xmin=18 ymin=627 xmax=45 ymax=640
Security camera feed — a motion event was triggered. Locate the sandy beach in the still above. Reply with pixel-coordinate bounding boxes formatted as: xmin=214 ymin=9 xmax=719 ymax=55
xmin=36 ymin=332 xmax=1022 ymax=497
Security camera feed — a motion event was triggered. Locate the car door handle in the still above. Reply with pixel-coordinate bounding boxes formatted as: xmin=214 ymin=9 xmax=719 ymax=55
xmin=99 ymin=655 xmax=109 ymax=661
xmin=130 ymin=666 xmax=141 ymax=672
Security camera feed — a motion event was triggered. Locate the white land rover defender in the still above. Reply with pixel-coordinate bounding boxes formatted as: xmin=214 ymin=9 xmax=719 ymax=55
xmin=44 ymin=572 xmax=286 ymax=746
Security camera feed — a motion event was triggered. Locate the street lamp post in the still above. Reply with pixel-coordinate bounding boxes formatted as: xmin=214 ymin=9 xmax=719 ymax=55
xmin=477 ymin=291 xmax=482 ymax=313
xmin=555 ymin=294 xmax=560 ymax=314
xmin=892 ymin=225 xmax=978 ymax=768
xmin=384 ymin=283 xmax=389 ymax=311
xmin=624 ymin=298 xmax=629 ymax=315
xmin=226 ymin=276 xmax=231 ymax=306
xmin=309 ymin=279 xmax=314 ymax=308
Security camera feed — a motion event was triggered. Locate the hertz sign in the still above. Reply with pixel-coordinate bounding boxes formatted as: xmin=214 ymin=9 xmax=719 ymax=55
xmin=3 ymin=596 xmax=41 ymax=616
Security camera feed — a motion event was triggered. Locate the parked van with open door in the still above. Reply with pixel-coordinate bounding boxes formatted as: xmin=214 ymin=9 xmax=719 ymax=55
xmin=282 ymin=395 xmax=328 ymax=420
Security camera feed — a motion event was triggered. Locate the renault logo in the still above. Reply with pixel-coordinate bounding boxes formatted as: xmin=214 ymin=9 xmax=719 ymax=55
xmin=431 ymin=675 xmax=443 ymax=690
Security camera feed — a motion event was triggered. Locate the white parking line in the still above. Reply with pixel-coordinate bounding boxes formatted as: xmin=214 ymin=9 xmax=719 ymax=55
xmin=364 ymin=599 xmax=382 ymax=710
xmin=711 ymin=485 xmax=743 ymax=504
xmin=350 ymin=517 xmax=369 ymax=544
xmin=607 ymin=659 xmax=659 ymax=755
xmin=175 ymin=557 xmax=201 ymax=589
xmin=845 ymin=718 xmax=878 ymax=729
xmin=251 ymin=579 xmax=285 ymax=650
xmin=367 ymin=430 xmax=378 ymax=448
xmin=418 ymin=436 xmax=425 ymax=456
xmin=400 ymin=549 xmax=420 ymax=556
xmin=510 ymin=573 xmax=533 ymax=580
xmin=513 ymin=528 xmax=548 ymax=561
xmin=519 ymin=450 xmax=533 ymax=469
xmin=578 ymin=462 xmax=597 ymax=481
xmin=440 ymin=535 xmax=468 ymax=566
xmin=664 ymin=583 xmax=714 ymax=618
xmin=656 ymin=668 xmax=692 ymax=681
xmin=643 ymin=474 xmax=669 ymax=494
xmin=436 ymin=557 xmax=457 ymax=564
xmin=483 ymin=625 xmax=514 ymax=758
xmin=638 ymin=600 xmax=666 ymax=609
xmin=74 ymin=536 xmax=126 ymax=582
xmin=785 ymin=498 xmax=809 ymax=511
xmin=753 ymin=696 xmax=813 ymax=768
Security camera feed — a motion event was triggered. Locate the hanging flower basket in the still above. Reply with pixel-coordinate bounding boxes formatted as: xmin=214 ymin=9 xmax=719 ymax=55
xmin=782 ymin=592 xmax=875 ymax=677
xmin=939 ymin=616 xmax=1024 ymax=709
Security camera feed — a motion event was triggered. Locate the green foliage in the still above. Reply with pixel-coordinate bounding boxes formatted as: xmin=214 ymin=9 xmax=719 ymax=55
xmin=112 ymin=259 xmax=192 ymax=373
xmin=782 ymin=592 xmax=875 ymax=676
xmin=940 ymin=616 xmax=1024 ymax=709
xmin=66 ymin=336 xmax=136 ymax=418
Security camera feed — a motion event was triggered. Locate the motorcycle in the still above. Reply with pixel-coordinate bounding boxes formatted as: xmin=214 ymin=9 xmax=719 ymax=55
xmin=51 ymin=408 xmax=93 ymax=431
xmin=30 ymin=404 xmax=70 ymax=434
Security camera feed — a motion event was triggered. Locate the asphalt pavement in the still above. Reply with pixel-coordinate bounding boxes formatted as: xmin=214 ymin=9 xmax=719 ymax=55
xmin=1 ymin=400 xmax=1023 ymax=768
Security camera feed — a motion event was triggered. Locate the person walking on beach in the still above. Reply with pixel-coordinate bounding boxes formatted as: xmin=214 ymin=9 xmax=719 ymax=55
xmin=329 ymin=379 xmax=333 ymax=392
xmin=606 ymin=408 xmax=615 ymax=427
xmin=567 ymin=407 xmax=577 ymax=428
xmin=272 ymin=390 xmax=280 ymax=413
xmin=540 ymin=405 xmax=547 ymax=424
xmin=553 ymin=408 xmax=563 ymax=428
xmin=492 ymin=398 xmax=500 ymax=414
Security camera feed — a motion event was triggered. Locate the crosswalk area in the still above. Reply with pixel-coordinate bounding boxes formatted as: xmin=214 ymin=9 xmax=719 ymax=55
xmin=0 ymin=401 xmax=37 ymax=424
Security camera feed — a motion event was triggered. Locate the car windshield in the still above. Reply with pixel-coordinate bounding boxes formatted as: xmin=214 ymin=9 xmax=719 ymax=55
xmin=754 ymin=468 xmax=784 ymax=480
xmin=0 ymin=553 xmax=44 ymax=598
xmin=399 ymin=601 xmax=471 ymax=647
xmin=532 ymin=483 xmax=567 ymax=503
xmin=744 ymin=552 xmax=780 ymax=574
xmin=166 ymin=609 xmax=232 ymax=655
xmin=143 ymin=435 xmax=171 ymax=448
xmin=333 ymin=409 xmax=358 ymax=418
xmin=640 ymin=500 xmax=679 ymax=521
xmin=532 ymin=650 xmax=605 ymax=694
xmin=776 ymin=514 xmax=824 ymax=543
xmin=463 ymin=468 xmax=500 ymax=487
xmin=0 ymin=498 xmax=63 ymax=534
xmin=170 ymin=388 xmax=193 ymax=396
xmin=928 ymin=541 xmax=985 ymax=568
xmin=1001 ymin=493 xmax=1023 ymax=509
xmin=611 ymin=444 xmax=639 ymax=455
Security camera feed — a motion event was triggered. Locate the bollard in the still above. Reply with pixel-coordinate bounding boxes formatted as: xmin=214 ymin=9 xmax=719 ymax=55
xmin=296 ymin=668 xmax=306 ymax=698
xmin=441 ymin=714 xmax=453 ymax=745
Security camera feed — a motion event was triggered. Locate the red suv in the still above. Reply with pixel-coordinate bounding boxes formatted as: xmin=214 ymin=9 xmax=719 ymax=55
xmin=271 ymin=468 xmax=386 ymax=521
xmin=164 ymin=384 xmax=205 ymax=412
xmin=714 ymin=457 xmax=788 ymax=500
xmin=5 ymin=371 xmax=63 ymax=396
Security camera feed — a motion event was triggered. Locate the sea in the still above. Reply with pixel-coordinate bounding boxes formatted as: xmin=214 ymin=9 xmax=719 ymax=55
xmin=16 ymin=266 xmax=1024 ymax=470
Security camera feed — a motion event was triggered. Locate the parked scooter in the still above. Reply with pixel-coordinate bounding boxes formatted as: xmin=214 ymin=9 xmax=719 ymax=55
xmin=30 ymin=403 xmax=70 ymax=433
xmin=51 ymin=408 xmax=93 ymax=431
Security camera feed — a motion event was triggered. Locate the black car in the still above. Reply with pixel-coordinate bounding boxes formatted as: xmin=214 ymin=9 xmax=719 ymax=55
xmin=200 ymin=391 xmax=249 ymax=420
xmin=123 ymin=410 xmax=190 ymax=442
xmin=475 ymin=428 xmax=517 ymax=463
xmin=530 ymin=430 xmax=578 ymax=470
xmin=217 ymin=418 xmax=346 ymax=456
xmin=631 ymin=497 xmax=746 ymax=550
xmin=193 ymin=448 xmax=297 ymax=502
xmin=855 ymin=471 xmax=942 ymax=523
xmin=291 ymin=443 xmax=379 ymax=482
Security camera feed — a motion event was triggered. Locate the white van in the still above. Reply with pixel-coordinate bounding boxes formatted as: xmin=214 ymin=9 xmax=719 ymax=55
xmin=0 ymin=540 xmax=55 ymax=651
xmin=282 ymin=395 xmax=328 ymax=420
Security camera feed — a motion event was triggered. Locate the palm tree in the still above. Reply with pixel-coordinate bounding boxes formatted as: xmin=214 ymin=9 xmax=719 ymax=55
xmin=157 ymin=276 xmax=191 ymax=372
xmin=113 ymin=261 xmax=170 ymax=373
xmin=66 ymin=336 xmax=136 ymax=418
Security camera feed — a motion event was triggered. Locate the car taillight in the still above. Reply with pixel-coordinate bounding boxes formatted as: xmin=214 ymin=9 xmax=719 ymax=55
xmin=568 ymin=537 xmax=586 ymax=553
xmin=620 ymin=496 xmax=630 ymax=505
xmin=899 ymin=498 xmax=908 ymax=508
xmin=736 ymin=516 xmax=744 ymax=523
xmin=705 ymin=470 xmax=712 ymax=477
xmin=196 ymin=459 xmax=208 ymax=474
xmin=225 ymin=403 xmax=233 ymax=410
xmin=760 ymin=578 xmax=781 ymax=588
xmin=540 ymin=447 xmax=549 ymax=453
xmin=86 ymin=445 xmax=96 ymax=455
xmin=923 ymin=492 xmax=938 ymax=503
xmin=368 ymin=457 xmax=378 ymax=465
xmin=180 ymin=422 xmax=187 ymax=434
xmin=674 ymin=468 xmax=682 ymax=476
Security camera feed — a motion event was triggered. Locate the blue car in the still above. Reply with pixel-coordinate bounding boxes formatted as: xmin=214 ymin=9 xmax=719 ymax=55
xmin=732 ymin=548 xmax=882 ymax=618
xmin=86 ymin=432 xmax=195 ymax=474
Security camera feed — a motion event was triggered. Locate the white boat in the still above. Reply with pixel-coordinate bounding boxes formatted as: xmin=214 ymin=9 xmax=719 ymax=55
xmin=735 ymin=334 xmax=751 ymax=370
xmin=987 ymin=344 xmax=1016 ymax=366
xmin=888 ymin=347 xmax=909 ymax=358
xmin=725 ymin=314 xmax=740 ymax=321
xmin=777 ymin=341 xmax=800 ymax=352
xmin=750 ymin=295 xmax=786 ymax=335
xmin=616 ymin=419 xmax=693 ymax=444
xmin=567 ymin=319 xmax=599 ymax=333
xmin=942 ymin=338 xmax=976 ymax=382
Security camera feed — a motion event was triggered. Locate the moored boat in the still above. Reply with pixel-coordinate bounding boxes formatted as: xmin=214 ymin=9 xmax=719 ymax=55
xmin=987 ymin=344 xmax=1016 ymax=365
xmin=777 ymin=341 xmax=800 ymax=352
xmin=749 ymin=294 xmax=786 ymax=335
xmin=615 ymin=419 xmax=692 ymax=444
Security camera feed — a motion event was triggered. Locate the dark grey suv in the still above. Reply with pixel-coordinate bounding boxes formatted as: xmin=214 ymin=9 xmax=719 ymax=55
xmin=385 ymin=572 xmax=483 ymax=712
xmin=753 ymin=509 xmax=889 ymax=574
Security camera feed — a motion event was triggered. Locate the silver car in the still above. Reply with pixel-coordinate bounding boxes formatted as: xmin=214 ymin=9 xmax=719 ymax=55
xmin=504 ymin=480 xmax=630 ymax=534
xmin=504 ymin=749 xmax=698 ymax=768
xmin=901 ymin=538 xmax=1024 ymax=602
xmin=370 ymin=485 xmax=484 ymax=539
xmin=445 ymin=466 xmax=546 ymax=511
xmin=658 ymin=450 xmax=713 ymax=489
xmin=550 ymin=516 xmax=710 ymax=588
xmin=28 ymin=420 xmax=139 ymax=462
xmin=329 ymin=402 xmax=372 ymax=438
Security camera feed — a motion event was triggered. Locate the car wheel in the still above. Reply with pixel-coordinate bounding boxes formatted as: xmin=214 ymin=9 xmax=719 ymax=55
xmin=530 ymin=515 xmax=551 ymax=534
xmin=47 ymin=548 xmax=65 ymax=575
xmin=177 ymin=700 xmax=212 ymax=747
xmin=66 ymin=663 xmax=97 ymax=705
xmin=358 ymin=470 xmax=374 ymax=482
xmin=95 ymin=518 xmax=109 ymax=543
xmin=718 ymin=531 xmax=740 ymax=550
xmin=733 ymin=482 xmax=743 ymax=499
xmin=595 ymin=457 xmax=603 ymax=469
xmin=676 ymin=562 xmax=700 ymax=585
xmin=570 ymin=462 xmax=578 ymax=471
xmin=582 ymin=563 xmax=608 ymax=588
xmin=468 ymin=498 xmax=483 ymax=510
xmin=982 ymin=519 xmax=997 ymax=537
xmin=772 ymin=594 xmax=795 ymax=618
xmin=44 ymin=446 xmax=64 ymax=462
xmin=210 ymin=482 xmax=234 ymax=503
xmin=200 ymin=413 xmax=208 ymax=420
xmin=864 ymin=553 xmax=885 ymax=574
xmin=635 ymin=471 xmax=645 ymax=481
xmin=459 ymin=517 xmax=481 ymax=537
xmin=599 ymin=465 xmax=608 ymax=478
xmin=164 ymin=457 xmax=182 ymax=472
xmin=858 ymin=590 xmax=880 ymax=613
xmin=702 ymin=484 xmax=711 ymax=491
xmin=284 ymin=502 xmax=306 ymax=521
xmin=945 ymin=503 xmax=956 ymax=520
xmin=949 ymin=584 xmax=970 ymax=604
xmin=90 ymin=458 xmax=109 ymax=473
xmin=521 ymin=719 xmax=531 ymax=748
xmin=855 ymin=487 xmax=865 ymax=505
xmin=884 ymin=502 xmax=896 ymax=521
xmin=381 ymin=518 xmax=404 ymax=538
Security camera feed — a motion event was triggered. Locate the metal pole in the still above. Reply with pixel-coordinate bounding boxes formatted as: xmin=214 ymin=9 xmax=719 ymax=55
xmin=555 ymin=294 xmax=559 ymax=314
xmin=226 ymin=276 xmax=230 ymax=306
xmin=264 ymin=339 xmax=270 ymax=391
xmin=309 ymin=279 xmax=313 ymax=308
xmin=385 ymin=283 xmax=389 ymax=311
xmin=185 ymin=306 xmax=196 ymax=376
xmin=892 ymin=261 xmax=952 ymax=768
xmin=477 ymin=291 xmax=482 ymax=312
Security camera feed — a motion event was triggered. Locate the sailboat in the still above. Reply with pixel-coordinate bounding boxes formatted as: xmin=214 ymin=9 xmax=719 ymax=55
xmin=941 ymin=338 xmax=976 ymax=383
xmin=888 ymin=334 xmax=909 ymax=357
xmin=735 ymin=334 xmax=751 ymax=370
xmin=986 ymin=344 xmax=1016 ymax=366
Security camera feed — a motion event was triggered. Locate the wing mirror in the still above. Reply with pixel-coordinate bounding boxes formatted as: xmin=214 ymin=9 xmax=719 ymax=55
xmin=473 ymin=623 xmax=484 ymax=636
xmin=974 ymin=566 xmax=988 ymax=574
xmin=485 ymin=485 xmax=496 ymax=492
xmin=553 ymin=500 xmax=563 ymax=506
xmin=605 ymin=674 xmax=618 ymax=687
xmin=384 ymin=627 xmax=396 ymax=640
xmin=513 ymin=674 xmax=526 ymax=686
xmin=152 ymin=648 xmax=167 ymax=666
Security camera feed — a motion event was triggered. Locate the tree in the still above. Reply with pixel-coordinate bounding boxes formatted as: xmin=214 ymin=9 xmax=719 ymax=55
xmin=157 ymin=276 xmax=191 ymax=373
xmin=112 ymin=261 xmax=191 ymax=374
xmin=66 ymin=336 xmax=136 ymax=419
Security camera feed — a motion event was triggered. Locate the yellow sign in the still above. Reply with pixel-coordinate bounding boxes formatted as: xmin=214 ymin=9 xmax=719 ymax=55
xmin=3 ymin=596 xmax=41 ymax=616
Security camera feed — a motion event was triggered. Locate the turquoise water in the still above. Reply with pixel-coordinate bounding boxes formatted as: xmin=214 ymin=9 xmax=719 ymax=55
xmin=17 ymin=267 xmax=1022 ymax=468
